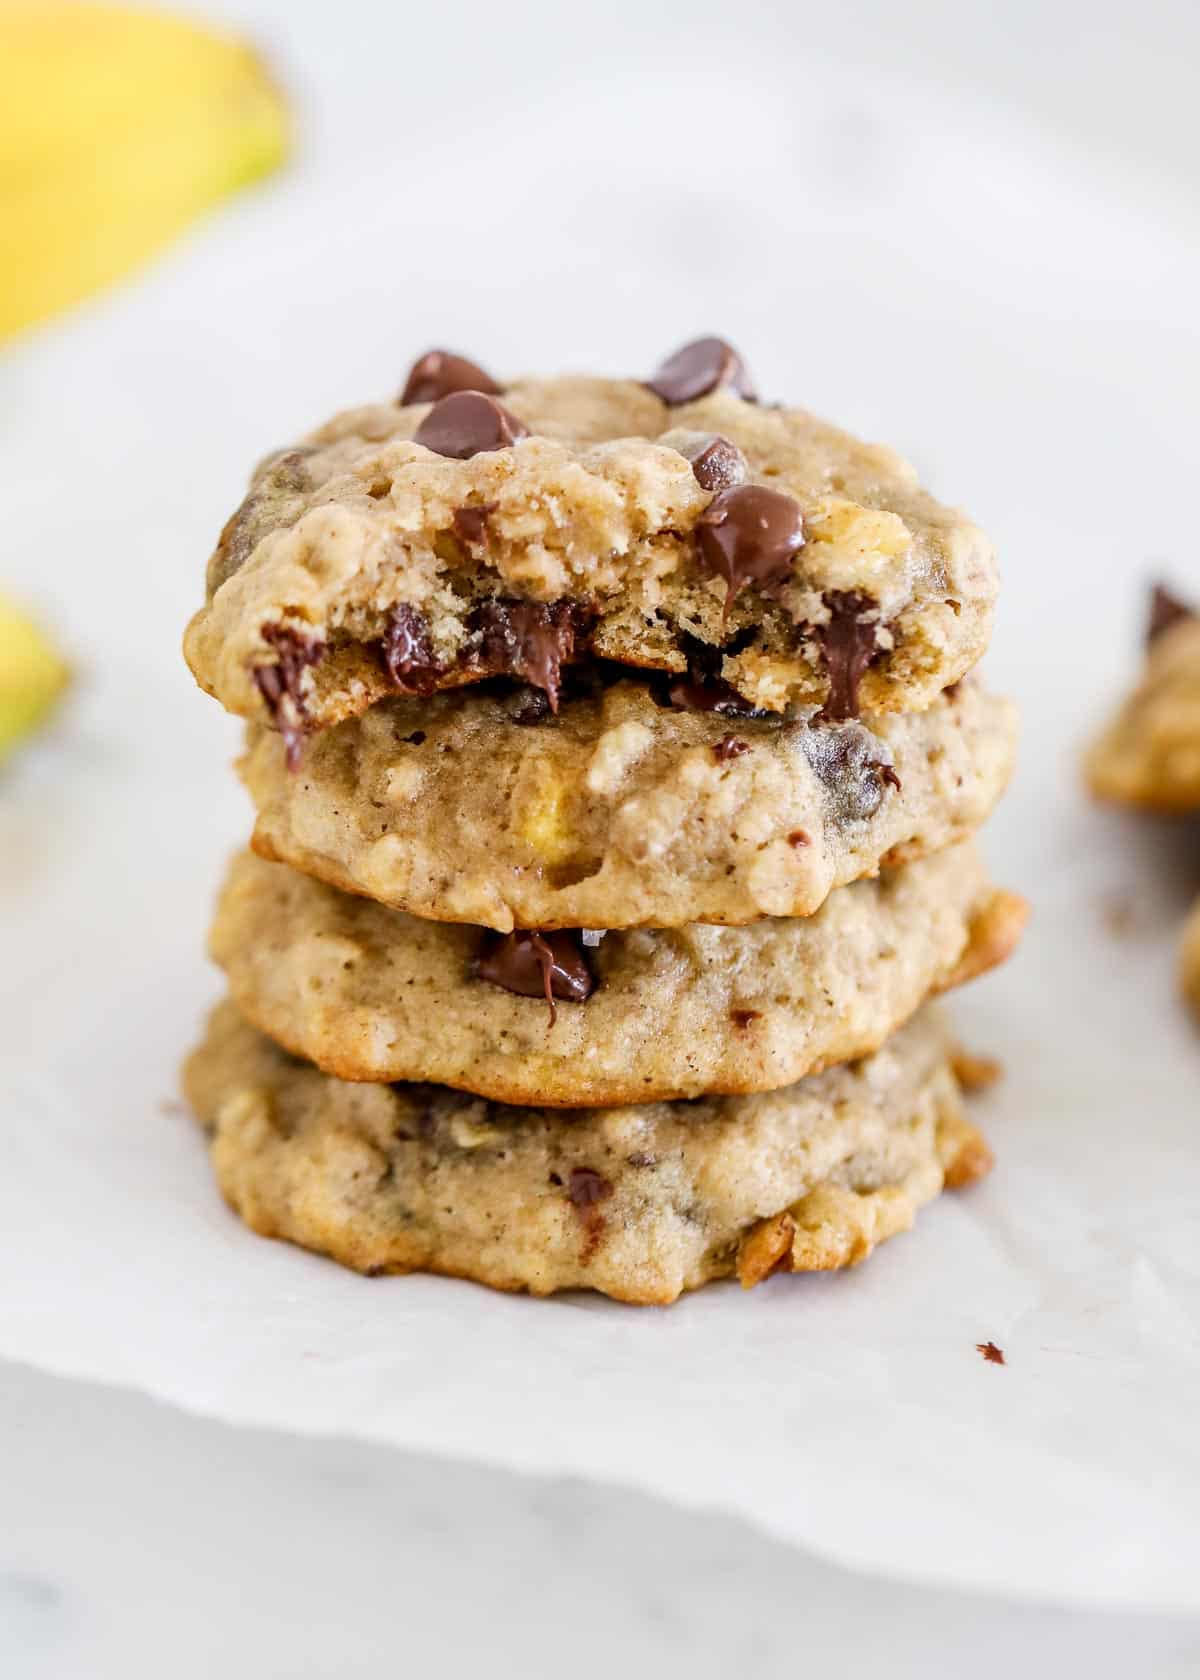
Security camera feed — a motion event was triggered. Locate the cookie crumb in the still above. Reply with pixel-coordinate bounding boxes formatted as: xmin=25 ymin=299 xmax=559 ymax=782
xmin=950 ymin=1049 xmax=1003 ymax=1092
xmin=976 ymin=1340 xmax=1006 ymax=1366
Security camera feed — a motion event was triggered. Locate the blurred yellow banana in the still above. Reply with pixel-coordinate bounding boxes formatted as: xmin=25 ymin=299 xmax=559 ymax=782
xmin=0 ymin=3 xmax=290 ymax=340
xmin=0 ymin=591 xmax=69 ymax=764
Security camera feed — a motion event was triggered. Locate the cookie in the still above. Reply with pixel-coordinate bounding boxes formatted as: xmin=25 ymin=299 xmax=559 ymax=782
xmin=241 ymin=675 xmax=1016 ymax=932
xmin=211 ymin=844 xmax=1025 ymax=1103
xmin=1085 ymin=586 xmax=1200 ymax=810
xmin=183 ymin=1002 xmax=989 ymax=1304
xmin=1181 ymin=898 xmax=1200 ymax=1021
xmin=183 ymin=340 xmax=998 ymax=756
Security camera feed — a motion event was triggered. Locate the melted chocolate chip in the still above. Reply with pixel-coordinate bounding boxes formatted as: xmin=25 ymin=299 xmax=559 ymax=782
xmin=665 ymin=676 xmax=763 ymax=716
xmin=800 ymin=725 xmax=899 ymax=822
xmin=681 ymin=433 xmax=747 ymax=492
xmin=382 ymin=603 xmax=443 ymax=694
xmin=477 ymin=930 xmax=594 ymax=1026
xmin=787 ymin=829 xmax=811 ymax=847
xmin=567 ymin=1166 xmax=613 ymax=1262
xmin=713 ymin=733 xmax=750 ymax=762
xmin=471 ymin=598 xmax=594 ymax=711
xmin=646 ymin=337 xmax=757 ymax=405
xmin=569 ymin=1166 xmax=612 ymax=1207
xmin=414 ymin=391 xmax=528 ymax=459
xmin=252 ymin=624 xmax=325 ymax=771
xmin=815 ymin=591 xmax=880 ymax=721
xmin=730 ymin=1008 xmax=761 ymax=1027
xmin=695 ymin=485 xmax=805 ymax=616
xmin=451 ymin=502 xmax=497 ymax=546
xmin=1147 ymin=582 xmax=1195 ymax=646
xmin=400 ymin=349 xmax=502 ymax=405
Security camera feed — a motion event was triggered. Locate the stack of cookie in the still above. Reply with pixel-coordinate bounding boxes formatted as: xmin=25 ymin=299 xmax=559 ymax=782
xmin=182 ymin=339 xmax=1025 ymax=1304
xmin=1086 ymin=584 xmax=1200 ymax=1019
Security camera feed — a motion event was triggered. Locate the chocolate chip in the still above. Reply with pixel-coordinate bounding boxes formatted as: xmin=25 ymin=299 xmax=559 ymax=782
xmin=878 ymin=764 xmax=902 ymax=792
xmin=730 ymin=1008 xmax=761 ymax=1027
xmin=662 ymin=634 xmax=766 ymax=716
xmin=400 ymin=349 xmax=502 ymax=405
xmin=815 ymin=591 xmax=880 ymax=721
xmin=252 ymin=624 xmax=324 ymax=771
xmin=567 ymin=1166 xmax=613 ymax=1263
xmin=665 ymin=675 xmax=763 ymax=716
xmin=382 ymin=603 xmax=443 ymax=694
xmin=477 ymin=930 xmax=594 ymax=1026
xmin=471 ymin=598 xmax=594 ymax=711
xmin=800 ymin=724 xmax=898 ymax=822
xmin=787 ymin=829 xmax=811 ymax=847
xmin=646 ymin=337 xmax=757 ymax=405
xmin=511 ymin=686 xmax=552 ymax=725
xmin=1147 ymin=582 xmax=1195 ymax=646
xmin=568 ymin=1166 xmax=612 ymax=1208
xmin=695 ymin=485 xmax=805 ymax=615
xmin=414 ymin=391 xmax=528 ymax=460
xmin=451 ymin=502 xmax=497 ymax=546
xmin=680 ymin=433 xmax=747 ymax=492
xmin=713 ymin=734 xmax=749 ymax=762
xmin=402 ymin=730 xmax=426 ymax=745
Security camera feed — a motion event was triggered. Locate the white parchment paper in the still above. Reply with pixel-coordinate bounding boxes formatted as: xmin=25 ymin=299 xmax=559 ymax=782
xmin=1 ymin=25 xmax=1197 ymax=1613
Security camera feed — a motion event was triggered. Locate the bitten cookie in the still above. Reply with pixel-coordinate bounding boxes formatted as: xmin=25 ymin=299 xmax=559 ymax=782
xmin=184 ymin=340 xmax=998 ymax=754
xmin=241 ymin=676 xmax=1017 ymax=931
xmin=210 ymin=843 xmax=1027 ymax=1103
xmin=1086 ymin=586 xmax=1200 ymax=810
xmin=183 ymin=1002 xmax=990 ymax=1305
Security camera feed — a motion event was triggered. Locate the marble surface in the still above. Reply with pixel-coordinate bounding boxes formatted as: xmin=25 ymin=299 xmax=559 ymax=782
xmin=4 ymin=0 xmax=1200 ymax=1670
xmin=4 ymin=1354 xmax=1200 ymax=1679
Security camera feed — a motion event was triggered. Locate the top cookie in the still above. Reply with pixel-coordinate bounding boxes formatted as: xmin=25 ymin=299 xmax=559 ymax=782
xmin=1085 ymin=585 xmax=1200 ymax=810
xmin=184 ymin=339 xmax=998 ymax=757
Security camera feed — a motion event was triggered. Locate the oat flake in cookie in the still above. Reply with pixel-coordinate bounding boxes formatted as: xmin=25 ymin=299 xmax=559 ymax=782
xmin=209 ymin=843 xmax=1027 ymax=1104
xmin=183 ymin=1003 xmax=990 ymax=1305
xmin=184 ymin=340 xmax=998 ymax=750
xmin=240 ymin=675 xmax=1016 ymax=932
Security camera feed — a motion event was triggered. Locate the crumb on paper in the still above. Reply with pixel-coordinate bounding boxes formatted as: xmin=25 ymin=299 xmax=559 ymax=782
xmin=950 ymin=1050 xmax=1004 ymax=1093
xmin=976 ymin=1340 xmax=1006 ymax=1366
xmin=1100 ymin=893 xmax=1137 ymax=937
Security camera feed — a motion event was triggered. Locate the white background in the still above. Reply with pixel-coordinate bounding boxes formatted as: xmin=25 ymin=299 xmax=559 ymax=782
xmin=2 ymin=0 xmax=1200 ymax=1672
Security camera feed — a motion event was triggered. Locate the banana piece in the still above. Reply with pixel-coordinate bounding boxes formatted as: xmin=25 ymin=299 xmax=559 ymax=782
xmin=0 ymin=4 xmax=290 ymax=340
xmin=0 ymin=591 xmax=70 ymax=765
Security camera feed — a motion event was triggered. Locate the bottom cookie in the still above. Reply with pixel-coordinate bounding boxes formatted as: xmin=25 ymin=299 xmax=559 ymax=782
xmin=183 ymin=1002 xmax=990 ymax=1304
